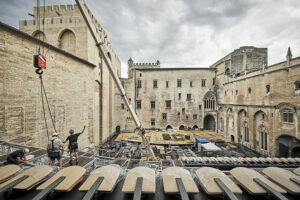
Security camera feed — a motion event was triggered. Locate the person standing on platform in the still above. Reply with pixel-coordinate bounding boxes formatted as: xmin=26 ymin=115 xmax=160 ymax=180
xmin=47 ymin=132 xmax=63 ymax=167
xmin=64 ymin=126 xmax=86 ymax=165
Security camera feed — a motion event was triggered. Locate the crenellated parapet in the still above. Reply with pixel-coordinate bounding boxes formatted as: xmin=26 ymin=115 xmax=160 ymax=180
xmin=132 ymin=60 xmax=160 ymax=68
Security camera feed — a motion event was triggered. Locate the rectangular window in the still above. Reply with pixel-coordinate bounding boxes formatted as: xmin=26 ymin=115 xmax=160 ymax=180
xmin=177 ymin=79 xmax=182 ymax=87
xmin=178 ymin=93 xmax=181 ymax=99
xmin=137 ymin=80 xmax=142 ymax=88
xmin=190 ymin=81 xmax=193 ymax=87
xmin=199 ymin=105 xmax=202 ymax=110
xmin=121 ymin=103 xmax=124 ymax=109
xmin=283 ymin=112 xmax=293 ymax=123
xmin=187 ymin=94 xmax=191 ymax=101
xmin=182 ymin=108 xmax=185 ymax=113
xmin=213 ymin=78 xmax=216 ymax=85
xmin=150 ymin=101 xmax=155 ymax=109
xmin=121 ymin=81 xmax=125 ymax=88
xmin=166 ymin=100 xmax=171 ymax=109
xmin=162 ymin=113 xmax=167 ymax=120
xmin=178 ymin=112 xmax=180 ymax=117
xmin=151 ymin=118 xmax=155 ymax=126
xmin=136 ymin=100 xmax=141 ymax=109
xmin=201 ymin=79 xmax=206 ymax=87
xmin=153 ymin=80 xmax=157 ymax=88
xmin=295 ymin=81 xmax=300 ymax=90
xmin=193 ymin=114 xmax=197 ymax=120
xmin=166 ymin=81 xmax=169 ymax=88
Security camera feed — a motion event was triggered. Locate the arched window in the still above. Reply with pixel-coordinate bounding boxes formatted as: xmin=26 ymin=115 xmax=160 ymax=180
xmin=203 ymin=92 xmax=215 ymax=110
xmin=58 ymin=29 xmax=76 ymax=54
xmin=32 ymin=30 xmax=47 ymax=42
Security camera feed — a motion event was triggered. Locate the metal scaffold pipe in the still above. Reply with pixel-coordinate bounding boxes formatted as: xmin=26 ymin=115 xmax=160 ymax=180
xmin=75 ymin=0 xmax=157 ymax=161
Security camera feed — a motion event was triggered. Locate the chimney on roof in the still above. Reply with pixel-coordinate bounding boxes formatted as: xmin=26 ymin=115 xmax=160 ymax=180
xmin=286 ymin=47 xmax=292 ymax=67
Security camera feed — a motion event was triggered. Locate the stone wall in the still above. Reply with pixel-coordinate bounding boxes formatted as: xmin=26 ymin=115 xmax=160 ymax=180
xmin=215 ymin=51 xmax=300 ymax=156
xmin=19 ymin=4 xmax=122 ymax=144
xmin=0 ymin=23 xmax=97 ymax=149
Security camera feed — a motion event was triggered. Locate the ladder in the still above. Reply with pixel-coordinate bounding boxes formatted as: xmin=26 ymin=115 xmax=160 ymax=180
xmin=75 ymin=0 xmax=157 ymax=161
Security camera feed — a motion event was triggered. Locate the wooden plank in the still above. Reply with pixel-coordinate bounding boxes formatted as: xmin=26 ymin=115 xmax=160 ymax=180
xmin=162 ymin=167 xmax=198 ymax=194
xmin=32 ymin=176 xmax=66 ymax=200
xmin=196 ymin=167 xmax=242 ymax=195
xmin=37 ymin=166 xmax=86 ymax=192
xmin=122 ymin=167 xmax=155 ymax=194
xmin=230 ymin=167 xmax=286 ymax=195
xmin=79 ymin=165 xmax=121 ymax=192
xmin=0 ymin=165 xmax=53 ymax=190
xmin=262 ymin=167 xmax=300 ymax=194
xmin=294 ymin=167 xmax=300 ymax=176
xmin=0 ymin=164 xmax=21 ymax=183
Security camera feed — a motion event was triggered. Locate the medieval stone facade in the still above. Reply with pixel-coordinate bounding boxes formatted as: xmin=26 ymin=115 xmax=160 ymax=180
xmin=114 ymin=47 xmax=300 ymax=157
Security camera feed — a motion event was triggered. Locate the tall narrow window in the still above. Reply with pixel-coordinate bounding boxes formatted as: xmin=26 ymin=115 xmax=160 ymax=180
xmin=121 ymin=104 xmax=124 ymax=109
xmin=137 ymin=80 xmax=142 ymax=88
xmin=162 ymin=113 xmax=167 ymax=120
xmin=266 ymin=85 xmax=270 ymax=93
xmin=150 ymin=101 xmax=155 ymax=109
xmin=261 ymin=132 xmax=268 ymax=150
xmin=178 ymin=93 xmax=181 ymax=99
xmin=121 ymin=81 xmax=125 ymax=88
xmin=153 ymin=80 xmax=157 ymax=88
xmin=166 ymin=100 xmax=171 ymax=109
xmin=151 ymin=118 xmax=155 ymax=126
xmin=177 ymin=79 xmax=182 ymax=87
xmin=187 ymin=94 xmax=191 ymax=101
xmin=136 ymin=100 xmax=141 ymax=109
xmin=166 ymin=81 xmax=169 ymax=88
xmin=190 ymin=81 xmax=193 ymax=87
xmin=204 ymin=92 xmax=215 ymax=110
xmin=201 ymin=79 xmax=206 ymax=87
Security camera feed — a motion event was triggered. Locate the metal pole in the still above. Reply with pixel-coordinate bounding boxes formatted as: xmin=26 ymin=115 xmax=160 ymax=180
xmin=75 ymin=0 xmax=156 ymax=161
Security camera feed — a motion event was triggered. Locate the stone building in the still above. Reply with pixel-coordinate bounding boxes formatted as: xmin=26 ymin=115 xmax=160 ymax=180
xmin=114 ymin=59 xmax=216 ymax=132
xmin=114 ymin=47 xmax=300 ymax=157
xmin=0 ymin=4 xmax=121 ymax=148
xmin=212 ymin=47 xmax=300 ymax=157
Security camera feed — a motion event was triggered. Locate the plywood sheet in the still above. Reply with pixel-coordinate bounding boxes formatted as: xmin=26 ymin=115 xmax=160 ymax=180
xmin=294 ymin=167 xmax=300 ymax=176
xmin=230 ymin=167 xmax=286 ymax=194
xmin=79 ymin=165 xmax=121 ymax=192
xmin=196 ymin=167 xmax=242 ymax=195
xmin=37 ymin=166 xmax=86 ymax=191
xmin=162 ymin=167 xmax=198 ymax=194
xmin=0 ymin=165 xmax=53 ymax=190
xmin=262 ymin=167 xmax=300 ymax=194
xmin=122 ymin=167 xmax=155 ymax=194
xmin=0 ymin=164 xmax=21 ymax=183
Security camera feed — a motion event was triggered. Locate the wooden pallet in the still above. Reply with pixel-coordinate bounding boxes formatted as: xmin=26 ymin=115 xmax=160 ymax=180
xmin=79 ymin=165 xmax=121 ymax=192
xmin=122 ymin=166 xmax=155 ymax=194
xmin=230 ymin=167 xmax=286 ymax=194
xmin=263 ymin=167 xmax=300 ymax=194
xmin=196 ymin=167 xmax=242 ymax=195
xmin=162 ymin=167 xmax=198 ymax=194
xmin=0 ymin=165 xmax=53 ymax=190
xmin=36 ymin=166 xmax=86 ymax=192
xmin=0 ymin=164 xmax=21 ymax=183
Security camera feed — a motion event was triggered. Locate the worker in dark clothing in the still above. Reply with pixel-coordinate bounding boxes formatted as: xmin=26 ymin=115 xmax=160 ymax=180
xmin=64 ymin=126 xmax=86 ymax=165
xmin=7 ymin=149 xmax=29 ymax=165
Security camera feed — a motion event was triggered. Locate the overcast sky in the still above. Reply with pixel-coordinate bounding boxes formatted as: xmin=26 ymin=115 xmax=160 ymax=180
xmin=1 ymin=0 xmax=300 ymax=77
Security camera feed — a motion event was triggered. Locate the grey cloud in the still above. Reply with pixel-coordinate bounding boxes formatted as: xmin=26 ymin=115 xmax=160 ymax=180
xmin=0 ymin=0 xmax=299 ymax=77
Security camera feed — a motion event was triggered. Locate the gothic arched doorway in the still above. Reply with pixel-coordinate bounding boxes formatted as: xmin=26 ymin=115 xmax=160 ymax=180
xmin=179 ymin=125 xmax=185 ymax=130
xmin=203 ymin=115 xmax=215 ymax=131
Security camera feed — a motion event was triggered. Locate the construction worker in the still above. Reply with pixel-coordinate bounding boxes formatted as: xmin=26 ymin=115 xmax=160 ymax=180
xmin=64 ymin=126 xmax=86 ymax=165
xmin=6 ymin=148 xmax=29 ymax=165
xmin=47 ymin=132 xmax=63 ymax=167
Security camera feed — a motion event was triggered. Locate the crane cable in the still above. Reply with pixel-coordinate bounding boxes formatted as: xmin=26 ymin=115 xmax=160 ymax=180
xmin=35 ymin=0 xmax=57 ymax=140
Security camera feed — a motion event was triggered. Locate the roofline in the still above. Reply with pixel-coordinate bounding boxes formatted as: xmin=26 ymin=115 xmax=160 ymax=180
xmin=0 ymin=21 xmax=96 ymax=68
xmin=134 ymin=67 xmax=216 ymax=71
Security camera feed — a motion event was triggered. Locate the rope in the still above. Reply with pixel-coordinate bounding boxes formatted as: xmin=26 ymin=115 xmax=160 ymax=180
xmin=40 ymin=75 xmax=57 ymax=133
xmin=40 ymin=74 xmax=49 ymax=140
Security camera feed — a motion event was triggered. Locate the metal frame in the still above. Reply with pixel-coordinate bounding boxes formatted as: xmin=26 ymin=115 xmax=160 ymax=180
xmin=253 ymin=178 xmax=288 ymax=200
xmin=214 ymin=178 xmax=238 ymax=200
xmin=133 ymin=177 xmax=143 ymax=200
xmin=0 ymin=175 xmax=29 ymax=193
xmin=32 ymin=176 xmax=66 ymax=200
xmin=82 ymin=177 xmax=104 ymax=200
xmin=176 ymin=178 xmax=189 ymax=200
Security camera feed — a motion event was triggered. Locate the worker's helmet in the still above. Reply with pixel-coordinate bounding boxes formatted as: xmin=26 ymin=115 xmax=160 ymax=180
xmin=69 ymin=129 xmax=74 ymax=134
xmin=52 ymin=132 xmax=58 ymax=137
xmin=23 ymin=148 xmax=29 ymax=153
